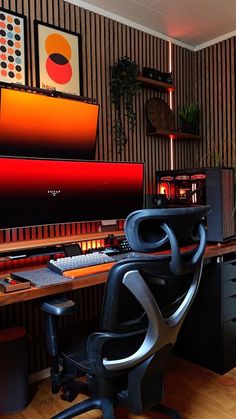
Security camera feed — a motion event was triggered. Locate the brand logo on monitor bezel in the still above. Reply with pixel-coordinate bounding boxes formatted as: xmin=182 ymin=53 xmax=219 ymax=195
xmin=48 ymin=190 xmax=61 ymax=197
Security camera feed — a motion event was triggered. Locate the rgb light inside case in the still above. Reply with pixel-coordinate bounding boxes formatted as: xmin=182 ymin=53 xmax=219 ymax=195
xmin=0 ymin=88 xmax=99 ymax=159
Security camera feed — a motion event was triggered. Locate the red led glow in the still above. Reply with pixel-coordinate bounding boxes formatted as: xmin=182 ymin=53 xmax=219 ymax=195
xmin=191 ymin=174 xmax=206 ymax=180
xmin=159 ymin=182 xmax=170 ymax=199
xmin=0 ymin=158 xmax=144 ymax=229
xmin=160 ymin=176 xmax=174 ymax=181
xmin=0 ymin=159 xmax=143 ymax=194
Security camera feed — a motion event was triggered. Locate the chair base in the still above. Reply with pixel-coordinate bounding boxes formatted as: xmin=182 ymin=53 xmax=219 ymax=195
xmin=61 ymin=379 xmax=89 ymax=402
xmin=52 ymin=396 xmax=181 ymax=419
xmin=52 ymin=397 xmax=115 ymax=419
xmin=153 ymin=403 xmax=182 ymax=419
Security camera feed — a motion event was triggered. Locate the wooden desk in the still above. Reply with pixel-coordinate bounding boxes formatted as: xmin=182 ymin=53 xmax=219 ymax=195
xmin=0 ymin=240 xmax=236 ymax=307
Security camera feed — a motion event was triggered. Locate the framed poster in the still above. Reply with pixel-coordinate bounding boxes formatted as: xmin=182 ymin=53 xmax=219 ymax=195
xmin=34 ymin=21 xmax=83 ymax=96
xmin=0 ymin=8 xmax=28 ymax=85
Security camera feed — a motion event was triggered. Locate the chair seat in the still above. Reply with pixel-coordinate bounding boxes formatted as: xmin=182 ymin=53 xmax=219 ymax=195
xmin=61 ymin=332 xmax=92 ymax=373
xmin=60 ymin=331 xmax=145 ymax=375
xmin=41 ymin=207 xmax=210 ymax=419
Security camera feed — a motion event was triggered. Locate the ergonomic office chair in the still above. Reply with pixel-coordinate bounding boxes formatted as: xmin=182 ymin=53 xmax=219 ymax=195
xmin=41 ymin=205 xmax=210 ymax=419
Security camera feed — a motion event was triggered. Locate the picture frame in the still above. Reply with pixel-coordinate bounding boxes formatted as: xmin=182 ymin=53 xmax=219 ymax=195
xmin=0 ymin=7 xmax=28 ymax=85
xmin=34 ymin=21 xmax=83 ymax=96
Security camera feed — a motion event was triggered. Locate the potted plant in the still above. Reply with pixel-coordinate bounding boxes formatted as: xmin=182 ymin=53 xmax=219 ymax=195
xmin=110 ymin=56 xmax=140 ymax=149
xmin=178 ymin=103 xmax=200 ymax=134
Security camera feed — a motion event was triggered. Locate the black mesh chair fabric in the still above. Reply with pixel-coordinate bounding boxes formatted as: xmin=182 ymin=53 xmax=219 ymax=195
xmin=41 ymin=205 xmax=210 ymax=419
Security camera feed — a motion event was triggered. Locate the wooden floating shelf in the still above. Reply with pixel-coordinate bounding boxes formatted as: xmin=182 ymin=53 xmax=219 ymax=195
xmin=136 ymin=75 xmax=175 ymax=92
xmin=147 ymin=129 xmax=200 ymax=140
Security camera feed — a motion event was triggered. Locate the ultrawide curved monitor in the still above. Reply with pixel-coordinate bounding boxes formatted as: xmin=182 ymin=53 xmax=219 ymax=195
xmin=0 ymin=157 xmax=144 ymax=230
xmin=0 ymin=88 xmax=99 ymax=159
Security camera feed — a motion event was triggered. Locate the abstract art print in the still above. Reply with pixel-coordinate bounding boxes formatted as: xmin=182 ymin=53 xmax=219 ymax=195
xmin=34 ymin=21 xmax=82 ymax=96
xmin=0 ymin=8 xmax=27 ymax=85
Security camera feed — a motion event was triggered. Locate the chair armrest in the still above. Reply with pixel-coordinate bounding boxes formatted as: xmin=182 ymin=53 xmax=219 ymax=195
xmin=40 ymin=295 xmax=76 ymax=316
xmin=87 ymin=330 xmax=146 ymax=375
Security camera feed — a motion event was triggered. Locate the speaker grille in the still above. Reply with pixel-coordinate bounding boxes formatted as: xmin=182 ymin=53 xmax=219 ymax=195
xmin=146 ymin=194 xmax=167 ymax=209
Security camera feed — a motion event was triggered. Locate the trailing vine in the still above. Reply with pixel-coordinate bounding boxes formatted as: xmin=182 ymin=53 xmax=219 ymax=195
xmin=110 ymin=56 xmax=140 ymax=149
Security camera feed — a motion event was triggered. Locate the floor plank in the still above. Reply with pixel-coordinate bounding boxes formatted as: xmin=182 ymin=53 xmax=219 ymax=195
xmin=2 ymin=357 xmax=236 ymax=418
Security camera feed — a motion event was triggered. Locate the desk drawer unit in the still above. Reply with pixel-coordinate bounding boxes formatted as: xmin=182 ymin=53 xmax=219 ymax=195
xmin=175 ymin=256 xmax=236 ymax=374
xmin=222 ymin=281 xmax=236 ymax=299
xmin=222 ymin=295 xmax=236 ymax=321
xmin=223 ymin=319 xmax=236 ymax=345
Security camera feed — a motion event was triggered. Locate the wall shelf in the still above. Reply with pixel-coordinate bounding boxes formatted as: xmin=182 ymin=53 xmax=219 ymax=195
xmin=138 ymin=75 xmax=200 ymax=141
xmin=147 ymin=129 xmax=200 ymax=140
xmin=136 ymin=75 xmax=175 ymax=92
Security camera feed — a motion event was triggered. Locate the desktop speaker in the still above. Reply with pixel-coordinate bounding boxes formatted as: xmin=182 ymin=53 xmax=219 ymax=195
xmin=142 ymin=67 xmax=173 ymax=84
xmin=146 ymin=194 xmax=167 ymax=209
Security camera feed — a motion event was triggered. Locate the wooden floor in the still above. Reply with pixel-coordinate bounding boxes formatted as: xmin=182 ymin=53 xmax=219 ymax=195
xmin=2 ymin=357 xmax=236 ymax=419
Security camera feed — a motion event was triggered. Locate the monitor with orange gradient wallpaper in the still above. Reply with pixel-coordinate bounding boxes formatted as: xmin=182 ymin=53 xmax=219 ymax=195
xmin=0 ymin=88 xmax=99 ymax=159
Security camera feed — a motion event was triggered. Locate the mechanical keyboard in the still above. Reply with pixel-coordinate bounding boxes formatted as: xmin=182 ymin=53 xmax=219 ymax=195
xmin=47 ymin=252 xmax=116 ymax=274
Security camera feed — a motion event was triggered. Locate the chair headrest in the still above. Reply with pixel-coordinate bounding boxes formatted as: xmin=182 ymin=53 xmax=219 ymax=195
xmin=125 ymin=205 xmax=211 ymax=253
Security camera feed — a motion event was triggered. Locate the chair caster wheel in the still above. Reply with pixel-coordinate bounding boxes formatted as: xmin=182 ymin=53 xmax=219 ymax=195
xmin=52 ymin=384 xmax=61 ymax=394
xmin=61 ymin=387 xmax=79 ymax=402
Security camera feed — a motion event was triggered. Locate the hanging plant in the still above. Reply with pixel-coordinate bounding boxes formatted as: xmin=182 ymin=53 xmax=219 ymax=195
xmin=110 ymin=56 xmax=140 ymax=149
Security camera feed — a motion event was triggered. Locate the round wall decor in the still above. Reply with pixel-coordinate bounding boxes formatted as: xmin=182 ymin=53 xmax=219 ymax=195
xmin=146 ymin=97 xmax=174 ymax=130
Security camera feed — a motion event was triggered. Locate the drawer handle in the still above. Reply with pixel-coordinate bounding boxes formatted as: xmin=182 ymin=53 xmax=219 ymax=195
xmin=230 ymin=262 xmax=236 ymax=266
xmin=230 ymin=279 xmax=236 ymax=283
xmin=231 ymin=318 xmax=236 ymax=322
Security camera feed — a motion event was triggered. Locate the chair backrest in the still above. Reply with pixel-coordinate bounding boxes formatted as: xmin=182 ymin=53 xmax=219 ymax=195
xmin=87 ymin=206 xmax=210 ymax=411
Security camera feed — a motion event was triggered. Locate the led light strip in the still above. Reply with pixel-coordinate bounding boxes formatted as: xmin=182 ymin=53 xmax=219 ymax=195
xmin=169 ymin=41 xmax=174 ymax=170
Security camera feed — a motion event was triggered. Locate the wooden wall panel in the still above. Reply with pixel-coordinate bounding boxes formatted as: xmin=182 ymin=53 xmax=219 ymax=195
xmin=0 ymin=0 xmax=195 ymax=203
xmin=195 ymin=37 xmax=236 ymax=168
xmin=172 ymin=44 xmax=197 ymax=170
xmin=0 ymin=0 xmax=196 ymax=373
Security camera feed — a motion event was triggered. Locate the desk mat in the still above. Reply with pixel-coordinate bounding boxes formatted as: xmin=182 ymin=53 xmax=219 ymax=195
xmin=13 ymin=268 xmax=73 ymax=288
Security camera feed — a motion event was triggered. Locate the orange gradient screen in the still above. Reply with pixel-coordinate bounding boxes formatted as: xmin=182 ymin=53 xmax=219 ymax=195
xmin=0 ymin=88 xmax=99 ymax=159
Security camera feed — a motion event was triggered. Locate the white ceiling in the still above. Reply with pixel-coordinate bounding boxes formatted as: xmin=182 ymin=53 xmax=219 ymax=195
xmin=66 ymin=0 xmax=236 ymax=50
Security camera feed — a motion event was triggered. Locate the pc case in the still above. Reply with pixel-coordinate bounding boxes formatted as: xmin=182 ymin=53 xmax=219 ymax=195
xmin=156 ymin=167 xmax=235 ymax=242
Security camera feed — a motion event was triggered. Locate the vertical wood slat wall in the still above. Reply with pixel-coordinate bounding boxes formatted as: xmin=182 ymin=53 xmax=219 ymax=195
xmin=0 ymin=0 xmax=195 ymax=202
xmin=172 ymin=44 xmax=198 ymax=169
xmin=195 ymin=37 xmax=236 ymax=168
xmin=0 ymin=0 xmax=196 ymax=374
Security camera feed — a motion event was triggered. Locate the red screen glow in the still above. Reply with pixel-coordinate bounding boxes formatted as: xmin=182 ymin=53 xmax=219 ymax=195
xmin=0 ymin=158 xmax=144 ymax=229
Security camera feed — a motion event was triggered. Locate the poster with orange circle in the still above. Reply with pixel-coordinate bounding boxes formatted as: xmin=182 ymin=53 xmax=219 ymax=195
xmin=0 ymin=8 xmax=27 ymax=85
xmin=34 ymin=21 xmax=82 ymax=96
